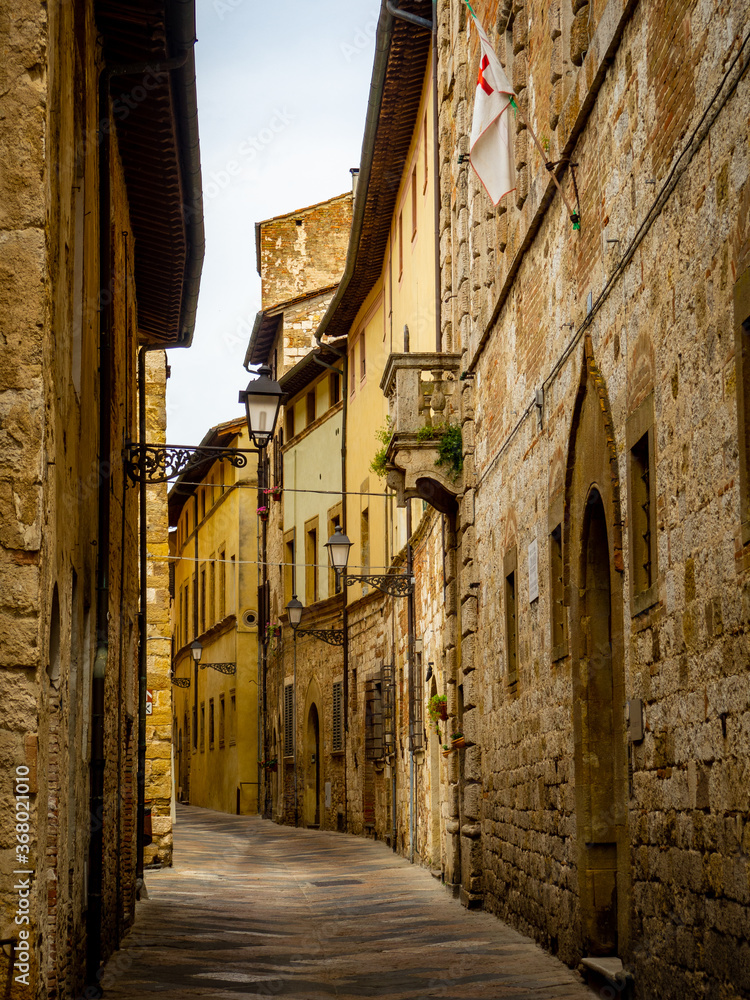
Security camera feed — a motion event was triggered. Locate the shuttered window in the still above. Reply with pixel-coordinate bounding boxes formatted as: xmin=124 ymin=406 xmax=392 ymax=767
xmin=364 ymin=679 xmax=383 ymax=761
xmin=283 ymin=682 xmax=294 ymax=758
xmin=332 ymin=681 xmax=343 ymax=752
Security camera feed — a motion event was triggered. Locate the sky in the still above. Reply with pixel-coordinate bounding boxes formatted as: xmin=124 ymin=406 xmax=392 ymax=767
xmin=166 ymin=0 xmax=379 ymax=445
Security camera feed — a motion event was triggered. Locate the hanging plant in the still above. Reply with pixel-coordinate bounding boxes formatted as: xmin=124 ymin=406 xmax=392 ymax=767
xmin=428 ymin=693 xmax=448 ymax=727
xmin=370 ymin=415 xmax=394 ymax=479
xmin=416 ymin=421 xmax=463 ymax=480
xmin=264 ymin=620 xmax=281 ymax=646
xmin=257 ymin=505 xmax=269 ymax=522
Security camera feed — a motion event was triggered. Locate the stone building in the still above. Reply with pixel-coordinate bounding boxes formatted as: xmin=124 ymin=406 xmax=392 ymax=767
xmin=0 ymin=0 xmax=202 ymax=995
xmin=259 ymin=0 xmax=750 ymax=996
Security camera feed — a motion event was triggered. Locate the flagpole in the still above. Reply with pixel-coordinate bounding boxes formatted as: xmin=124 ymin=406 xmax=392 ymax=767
xmin=510 ymin=98 xmax=580 ymax=227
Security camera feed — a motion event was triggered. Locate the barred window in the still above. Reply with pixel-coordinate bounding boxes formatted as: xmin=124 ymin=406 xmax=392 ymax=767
xmin=332 ymin=680 xmax=343 ymax=752
xmin=283 ymin=682 xmax=294 ymax=758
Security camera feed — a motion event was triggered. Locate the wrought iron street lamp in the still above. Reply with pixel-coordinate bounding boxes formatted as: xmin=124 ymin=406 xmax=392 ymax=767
xmin=124 ymin=365 xmax=283 ymax=484
xmin=190 ymin=640 xmax=203 ymax=663
xmin=324 ymin=525 xmax=413 ymax=597
xmin=285 ymin=594 xmax=344 ymax=646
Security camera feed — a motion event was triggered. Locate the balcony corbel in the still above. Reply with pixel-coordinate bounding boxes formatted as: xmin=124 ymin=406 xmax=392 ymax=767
xmin=380 ymin=353 xmax=464 ymax=513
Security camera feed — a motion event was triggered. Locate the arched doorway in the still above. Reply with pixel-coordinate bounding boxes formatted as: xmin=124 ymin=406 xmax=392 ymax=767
xmin=303 ymin=703 xmax=321 ymax=827
xmin=428 ymin=678 xmax=441 ymax=869
xmin=565 ymin=338 xmax=629 ymax=960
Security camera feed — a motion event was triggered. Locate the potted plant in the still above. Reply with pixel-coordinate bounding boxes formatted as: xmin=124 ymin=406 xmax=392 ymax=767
xmin=271 ymin=486 xmax=282 ymax=501
xmin=441 ymin=744 xmax=452 ymax=758
xmin=257 ymin=504 xmax=269 ymax=522
xmin=264 ymin=620 xmax=281 ymax=647
xmin=451 ymin=732 xmax=465 ymax=749
xmin=262 ymin=757 xmax=278 ymax=772
xmin=428 ymin=693 xmax=448 ymax=726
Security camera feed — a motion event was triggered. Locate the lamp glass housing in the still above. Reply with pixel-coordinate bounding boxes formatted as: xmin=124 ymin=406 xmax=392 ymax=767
xmin=286 ymin=595 xmax=304 ymax=628
xmin=190 ymin=640 xmax=203 ymax=663
xmin=325 ymin=525 xmax=353 ymax=572
xmin=239 ymin=364 xmax=283 ymax=447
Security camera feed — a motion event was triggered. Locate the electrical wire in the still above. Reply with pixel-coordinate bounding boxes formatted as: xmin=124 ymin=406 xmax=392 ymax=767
xmin=171 ymin=480 xmax=393 ymax=498
xmin=147 ymin=552 xmax=404 ymax=572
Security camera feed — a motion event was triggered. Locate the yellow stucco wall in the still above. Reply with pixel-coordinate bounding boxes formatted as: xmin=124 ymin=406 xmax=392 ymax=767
xmin=282 ymin=369 xmax=343 ymax=609
xmin=345 ymin=57 xmax=436 ymax=595
xmin=171 ymin=422 xmax=261 ymax=814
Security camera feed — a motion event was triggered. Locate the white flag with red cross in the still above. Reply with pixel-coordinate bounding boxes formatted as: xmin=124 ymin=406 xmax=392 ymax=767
xmin=468 ymin=10 xmax=516 ymax=205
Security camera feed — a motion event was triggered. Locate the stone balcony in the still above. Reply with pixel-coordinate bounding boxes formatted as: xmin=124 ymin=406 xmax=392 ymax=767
xmin=379 ymin=352 xmax=464 ymax=513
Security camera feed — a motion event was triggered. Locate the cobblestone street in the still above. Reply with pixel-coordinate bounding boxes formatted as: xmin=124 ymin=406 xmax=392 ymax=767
xmin=101 ymin=805 xmax=593 ymax=999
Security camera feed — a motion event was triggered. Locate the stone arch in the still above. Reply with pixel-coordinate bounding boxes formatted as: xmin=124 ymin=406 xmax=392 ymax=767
xmin=301 ymin=677 xmax=323 ymax=828
xmin=564 ymin=336 xmax=629 ymax=960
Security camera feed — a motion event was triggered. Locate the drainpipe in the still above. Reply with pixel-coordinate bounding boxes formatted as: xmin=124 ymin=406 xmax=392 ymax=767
xmin=86 ymin=63 xmax=113 ymax=996
xmin=406 ymin=501 xmax=415 ymax=863
xmin=431 ymin=0 xmax=442 ymax=352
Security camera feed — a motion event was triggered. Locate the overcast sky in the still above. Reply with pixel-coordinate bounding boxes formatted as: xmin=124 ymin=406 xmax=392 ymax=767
xmin=166 ymin=0 xmax=378 ymax=444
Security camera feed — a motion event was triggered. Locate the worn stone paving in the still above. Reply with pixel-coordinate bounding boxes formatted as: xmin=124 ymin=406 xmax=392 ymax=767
xmin=101 ymin=805 xmax=594 ymax=999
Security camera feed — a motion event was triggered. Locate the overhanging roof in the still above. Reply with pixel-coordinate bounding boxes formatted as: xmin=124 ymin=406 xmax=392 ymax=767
xmin=279 ymin=339 xmax=347 ymax=402
xmin=316 ymin=0 xmax=432 ymax=344
xmin=95 ymin=0 xmax=205 ymax=346
xmin=243 ymin=285 xmax=339 ymax=369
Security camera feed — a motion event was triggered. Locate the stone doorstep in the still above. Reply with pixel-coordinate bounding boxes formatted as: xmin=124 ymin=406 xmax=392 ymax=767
xmin=580 ymin=956 xmax=634 ymax=990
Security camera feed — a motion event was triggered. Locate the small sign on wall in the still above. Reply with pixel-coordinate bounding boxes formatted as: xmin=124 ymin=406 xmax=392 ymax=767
xmin=528 ymin=538 xmax=539 ymax=603
xmin=146 ymin=689 xmax=153 ymax=716
xmin=325 ymin=781 xmax=332 ymax=809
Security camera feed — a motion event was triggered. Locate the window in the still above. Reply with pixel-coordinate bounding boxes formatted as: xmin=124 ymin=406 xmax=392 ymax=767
xmin=305 ymin=518 xmax=318 ymax=605
xmin=285 ymin=405 xmax=295 ymax=440
xmin=411 ymin=166 xmax=417 ymax=238
xmin=178 ymin=588 xmax=183 ymax=648
xmin=283 ymin=682 xmax=294 ymax=757
xmin=229 ymin=690 xmax=237 ymax=745
xmin=627 ymin=394 xmax=657 ymax=614
xmin=734 ymin=269 xmax=750 ymax=540
xmin=549 ymin=523 xmax=567 ymax=659
xmin=219 ymin=695 xmax=225 ymax=748
xmin=504 ymin=546 xmax=519 ymax=690
xmin=330 ymin=371 xmax=340 ymax=406
xmin=209 ymin=559 xmax=216 ymax=626
xmin=200 ymin=702 xmax=205 ymax=751
xmin=229 ymin=555 xmax=236 ymax=613
xmin=208 ymin=698 xmax=215 ymax=749
xmin=422 ymin=112 xmax=428 ymax=193
xmin=200 ymin=567 xmax=206 ymax=634
xmin=364 ymin=678 xmax=383 ymax=760
xmin=192 ymin=705 xmax=197 ymax=749
xmin=306 ymin=390 xmax=316 ymax=426
xmin=332 ymin=680 xmax=343 ymax=752
xmin=183 ymin=582 xmax=190 ymax=645
xmin=359 ymin=334 xmax=366 ymax=382
xmin=349 ymin=343 xmax=356 ymax=397
xmin=218 ymin=548 xmax=226 ymax=619
xmin=351 ymin=666 xmax=357 ymax=714
xmin=398 ymin=212 xmax=403 ymax=278
xmin=200 ymin=488 xmax=206 ymax=521
xmin=284 ymin=530 xmax=296 ymax=605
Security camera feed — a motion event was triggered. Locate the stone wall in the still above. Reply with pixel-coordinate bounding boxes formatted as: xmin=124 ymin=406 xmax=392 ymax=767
xmin=437 ymin=0 xmax=750 ymax=992
xmin=0 ymin=1 xmax=157 ymax=994
xmin=258 ymin=193 xmax=352 ymax=311
xmin=144 ymin=351 xmax=173 ymax=867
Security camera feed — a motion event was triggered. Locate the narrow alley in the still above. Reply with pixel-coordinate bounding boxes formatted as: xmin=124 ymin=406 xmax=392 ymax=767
xmin=100 ymin=806 xmax=594 ymax=999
